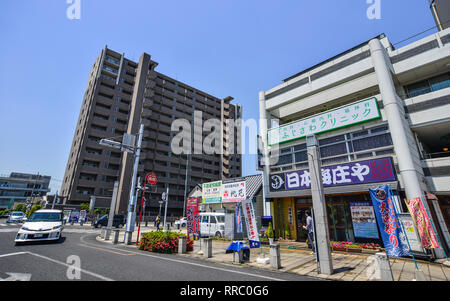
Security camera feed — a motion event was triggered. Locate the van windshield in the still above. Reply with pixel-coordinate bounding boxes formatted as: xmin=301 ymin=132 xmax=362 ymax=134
xmin=216 ymin=216 xmax=225 ymax=223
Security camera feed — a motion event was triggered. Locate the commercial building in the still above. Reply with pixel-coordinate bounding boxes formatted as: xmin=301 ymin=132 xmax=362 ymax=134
xmin=0 ymin=172 xmax=51 ymax=209
xmin=259 ymin=29 xmax=450 ymax=256
xmin=430 ymin=0 xmax=450 ymax=31
xmin=61 ymin=47 xmax=242 ymax=217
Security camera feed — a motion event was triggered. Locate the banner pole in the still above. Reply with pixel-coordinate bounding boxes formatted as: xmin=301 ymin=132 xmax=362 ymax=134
xmin=388 ymin=185 xmax=419 ymax=271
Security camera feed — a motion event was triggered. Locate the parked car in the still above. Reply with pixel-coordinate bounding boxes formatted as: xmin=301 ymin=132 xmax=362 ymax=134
xmin=174 ymin=217 xmax=187 ymax=228
xmin=200 ymin=212 xmax=225 ymax=238
xmin=15 ymin=209 xmax=64 ymax=244
xmin=93 ymin=214 xmax=125 ymax=228
xmin=7 ymin=211 xmax=25 ymax=223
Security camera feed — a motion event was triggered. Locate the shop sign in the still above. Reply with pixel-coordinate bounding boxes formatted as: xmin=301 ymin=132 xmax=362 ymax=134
xmin=268 ymin=97 xmax=380 ymax=146
xmin=269 ymin=157 xmax=396 ymax=192
xmin=186 ymin=198 xmax=200 ymax=239
xmin=222 ymin=178 xmax=246 ymax=203
xmin=405 ymin=197 xmax=439 ymax=249
xmin=349 ymin=202 xmax=379 ymax=239
xmin=242 ymin=198 xmax=260 ymax=248
xmin=369 ymin=185 xmax=410 ymax=257
xmin=202 ymin=181 xmax=222 ymax=204
xmin=398 ymin=213 xmax=424 ymax=253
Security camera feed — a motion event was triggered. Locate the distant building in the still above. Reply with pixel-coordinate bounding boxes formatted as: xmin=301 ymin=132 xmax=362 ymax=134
xmin=60 ymin=46 xmax=242 ymax=217
xmin=0 ymin=173 xmax=51 ymax=209
xmin=430 ymin=0 xmax=450 ymax=30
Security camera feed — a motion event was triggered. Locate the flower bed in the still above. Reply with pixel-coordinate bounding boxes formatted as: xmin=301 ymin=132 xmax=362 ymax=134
xmin=138 ymin=231 xmax=193 ymax=254
xmin=330 ymin=241 xmax=381 ymax=253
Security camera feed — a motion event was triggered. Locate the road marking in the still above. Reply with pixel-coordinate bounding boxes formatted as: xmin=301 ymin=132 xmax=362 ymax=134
xmin=0 ymin=252 xmax=28 ymax=258
xmin=0 ymin=251 xmax=114 ymax=281
xmin=80 ymin=235 xmax=286 ymax=281
xmin=26 ymin=252 xmax=114 ymax=281
xmin=0 ymin=273 xmax=31 ymax=281
xmin=79 ymin=243 xmax=136 ymax=256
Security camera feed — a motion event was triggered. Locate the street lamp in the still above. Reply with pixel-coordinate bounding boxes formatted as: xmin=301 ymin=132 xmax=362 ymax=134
xmin=98 ymin=124 xmax=144 ymax=245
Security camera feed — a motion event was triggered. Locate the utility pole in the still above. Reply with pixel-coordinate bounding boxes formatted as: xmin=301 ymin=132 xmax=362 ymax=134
xmin=163 ymin=187 xmax=169 ymax=229
xmin=307 ymin=134 xmax=333 ymax=275
xmin=124 ymin=124 xmax=145 ymax=245
xmin=182 ymin=154 xmax=190 ymax=218
xmin=51 ymin=190 xmax=58 ymax=209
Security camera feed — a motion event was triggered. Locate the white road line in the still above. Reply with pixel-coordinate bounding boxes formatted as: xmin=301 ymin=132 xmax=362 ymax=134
xmin=26 ymin=252 xmax=114 ymax=281
xmin=80 ymin=235 xmax=286 ymax=281
xmin=0 ymin=252 xmax=28 ymax=258
xmin=0 ymin=251 xmax=114 ymax=281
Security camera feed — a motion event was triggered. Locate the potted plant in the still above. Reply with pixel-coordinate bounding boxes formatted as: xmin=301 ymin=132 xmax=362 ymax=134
xmin=267 ymin=222 xmax=275 ymax=245
xmin=284 ymin=224 xmax=291 ymax=240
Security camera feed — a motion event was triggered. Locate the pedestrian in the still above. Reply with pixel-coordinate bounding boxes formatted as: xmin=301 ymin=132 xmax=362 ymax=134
xmin=156 ymin=214 xmax=161 ymax=231
xmin=303 ymin=210 xmax=315 ymax=253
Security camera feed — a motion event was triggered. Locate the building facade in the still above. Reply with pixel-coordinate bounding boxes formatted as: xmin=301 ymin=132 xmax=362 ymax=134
xmin=430 ymin=0 xmax=450 ymax=31
xmin=0 ymin=173 xmax=51 ymax=209
xmin=61 ymin=47 xmax=242 ymax=217
xmin=259 ymin=29 xmax=450 ymax=255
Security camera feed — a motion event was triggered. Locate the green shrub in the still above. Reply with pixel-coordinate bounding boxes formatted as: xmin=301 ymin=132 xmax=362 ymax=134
xmin=13 ymin=204 xmax=27 ymax=213
xmin=138 ymin=231 xmax=192 ymax=254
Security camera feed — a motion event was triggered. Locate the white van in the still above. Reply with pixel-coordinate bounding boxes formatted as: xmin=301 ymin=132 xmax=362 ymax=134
xmin=200 ymin=212 xmax=225 ymax=238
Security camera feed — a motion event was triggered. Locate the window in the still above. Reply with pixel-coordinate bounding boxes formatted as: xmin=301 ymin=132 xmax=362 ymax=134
xmin=405 ymin=72 xmax=450 ymax=98
xmin=352 ymin=133 xmax=392 ymax=152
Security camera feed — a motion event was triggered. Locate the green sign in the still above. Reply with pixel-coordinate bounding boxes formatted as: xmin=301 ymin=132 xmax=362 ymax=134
xmin=202 ymin=181 xmax=222 ymax=204
xmin=8 ymin=199 xmax=14 ymax=210
xmin=268 ymin=97 xmax=381 ymax=146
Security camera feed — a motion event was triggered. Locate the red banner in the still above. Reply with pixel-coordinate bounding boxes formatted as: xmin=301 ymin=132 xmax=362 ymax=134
xmin=186 ymin=198 xmax=200 ymax=240
xmin=406 ymin=197 xmax=439 ymax=249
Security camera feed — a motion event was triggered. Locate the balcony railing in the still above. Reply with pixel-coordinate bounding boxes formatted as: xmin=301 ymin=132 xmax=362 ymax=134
xmin=422 ymin=151 xmax=450 ymax=160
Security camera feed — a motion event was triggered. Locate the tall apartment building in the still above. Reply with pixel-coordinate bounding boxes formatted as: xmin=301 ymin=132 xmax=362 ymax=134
xmin=259 ymin=29 xmax=450 ymax=255
xmin=61 ymin=47 xmax=242 ymax=217
xmin=430 ymin=0 xmax=450 ymax=31
xmin=0 ymin=172 xmax=51 ymax=208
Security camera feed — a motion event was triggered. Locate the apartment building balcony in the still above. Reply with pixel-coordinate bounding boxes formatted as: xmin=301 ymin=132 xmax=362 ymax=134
xmin=142 ymin=140 xmax=156 ymax=149
xmin=146 ymin=81 xmax=156 ymax=89
xmin=143 ymin=98 xmax=153 ymax=109
xmin=422 ymin=156 xmax=450 ymax=193
xmin=142 ymin=108 xmax=153 ymax=118
xmin=144 ymin=89 xmax=155 ymax=98
xmin=406 ymin=87 xmax=450 ymax=126
xmin=93 ymin=105 xmax=112 ymax=117
xmin=0 ymin=186 xmax=50 ymax=193
xmin=147 ymin=70 xmax=157 ymax=80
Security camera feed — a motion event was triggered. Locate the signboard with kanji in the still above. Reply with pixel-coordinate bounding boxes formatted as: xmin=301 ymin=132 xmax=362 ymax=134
xmin=242 ymin=198 xmax=260 ymax=248
xmin=268 ymin=97 xmax=381 ymax=146
xmin=222 ymin=178 xmax=246 ymax=203
xmin=186 ymin=198 xmax=200 ymax=240
xmin=202 ymin=181 xmax=222 ymax=204
xmin=146 ymin=172 xmax=157 ymax=185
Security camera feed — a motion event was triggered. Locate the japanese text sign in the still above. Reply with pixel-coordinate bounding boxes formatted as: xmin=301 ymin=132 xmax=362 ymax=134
xmin=241 ymin=198 xmax=260 ymax=248
xmin=270 ymin=157 xmax=396 ymax=192
xmin=202 ymin=181 xmax=222 ymax=204
xmin=222 ymin=179 xmax=246 ymax=203
xmin=406 ymin=197 xmax=439 ymax=249
xmin=369 ymin=185 xmax=410 ymax=257
xmin=186 ymin=198 xmax=200 ymax=239
xmin=268 ymin=97 xmax=380 ymax=145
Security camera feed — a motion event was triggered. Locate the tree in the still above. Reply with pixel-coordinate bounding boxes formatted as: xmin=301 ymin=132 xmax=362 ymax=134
xmin=267 ymin=222 xmax=274 ymax=239
xmin=80 ymin=203 xmax=90 ymax=212
xmin=27 ymin=204 xmax=42 ymax=218
xmin=13 ymin=204 xmax=27 ymax=213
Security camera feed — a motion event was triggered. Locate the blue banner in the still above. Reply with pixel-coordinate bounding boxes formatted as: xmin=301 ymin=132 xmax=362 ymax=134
xmin=369 ymin=185 xmax=410 ymax=257
xmin=235 ymin=203 xmax=242 ymax=234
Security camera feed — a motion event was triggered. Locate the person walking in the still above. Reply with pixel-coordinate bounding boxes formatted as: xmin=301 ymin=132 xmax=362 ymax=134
xmin=156 ymin=214 xmax=161 ymax=231
xmin=303 ymin=211 xmax=315 ymax=253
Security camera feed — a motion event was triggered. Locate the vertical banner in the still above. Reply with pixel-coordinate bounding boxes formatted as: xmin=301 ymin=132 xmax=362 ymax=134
xmin=186 ymin=198 xmax=200 ymax=240
xmin=369 ymin=185 xmax=410 ymax=257
xmin=241 ymin=198 xmax=260 ymax=248
xmin=405 ymin=197 xmax=439 ymax=249
xmin=398 ymin=213 xmax=424 ymax=253
xmin=235 ymin=203 xmax=243 ymax=234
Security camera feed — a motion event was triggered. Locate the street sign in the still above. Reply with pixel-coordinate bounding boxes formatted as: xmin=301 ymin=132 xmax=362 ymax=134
xmin=146 ymin=172 xmax=157 ymax=185
xmin=162 ymin=192 xmax=167 ymax=201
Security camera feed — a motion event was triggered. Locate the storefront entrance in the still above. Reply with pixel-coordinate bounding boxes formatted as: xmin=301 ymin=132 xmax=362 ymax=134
xmin=295 ymin=205 xmax=312 ymax=242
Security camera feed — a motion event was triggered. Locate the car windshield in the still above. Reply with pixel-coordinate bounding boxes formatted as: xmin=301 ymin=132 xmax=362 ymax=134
xmin=27 ymin=212 xmax=62 ymax=222
xmin=12 ymin=212 xmax=24 ymax=216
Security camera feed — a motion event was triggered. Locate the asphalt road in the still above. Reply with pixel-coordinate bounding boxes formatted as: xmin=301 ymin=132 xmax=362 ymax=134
xmin=0 ymin=218 xmax=321 ymax=282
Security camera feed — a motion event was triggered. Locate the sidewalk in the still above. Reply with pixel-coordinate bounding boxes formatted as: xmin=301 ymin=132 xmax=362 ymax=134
xmin=97 ymin=228 xmax=450 ymax=281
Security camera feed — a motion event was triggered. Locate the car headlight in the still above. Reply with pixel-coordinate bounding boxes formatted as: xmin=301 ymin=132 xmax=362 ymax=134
xmin=51 ymin=225 xmax=62 ymax=231
xmin=20 ymin=227 xmax=30 ymax=231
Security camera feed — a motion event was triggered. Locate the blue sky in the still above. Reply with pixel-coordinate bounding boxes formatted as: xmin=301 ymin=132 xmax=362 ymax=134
xmin=0 ymin=0 xmax=437 ymax=194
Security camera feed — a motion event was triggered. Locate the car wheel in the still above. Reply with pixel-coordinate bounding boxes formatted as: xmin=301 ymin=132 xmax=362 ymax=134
xmin=215 ymin=232 xmax=222 ymax=238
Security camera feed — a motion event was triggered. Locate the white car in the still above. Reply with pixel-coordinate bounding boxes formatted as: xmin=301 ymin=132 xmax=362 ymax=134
xmin=15 ymin=209 xmax=64 ymax=244
xmin=174 ymin=217 xmax=187 ymax=227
